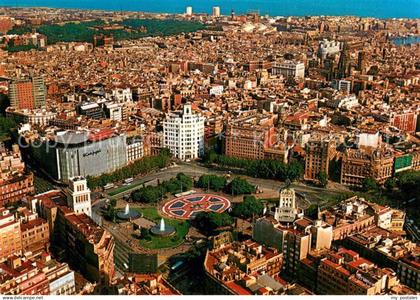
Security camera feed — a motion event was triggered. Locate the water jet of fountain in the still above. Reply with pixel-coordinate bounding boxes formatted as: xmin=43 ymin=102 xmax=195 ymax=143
xmin=160 ymin=218 xmax=165 ymax=232
xmin=125 ymin=203 xmax=130 ymax=215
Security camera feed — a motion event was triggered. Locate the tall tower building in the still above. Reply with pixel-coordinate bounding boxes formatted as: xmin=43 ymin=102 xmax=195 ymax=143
xmin=8 ymin=76 xmax=46 ymax=109
xmin=337 ymin=43 xmax=350 ymax=79
xmin=357 ymin=51 xmax=365 ymax=72
xmin=212 ymin=6 xmax=221 ymax=17
xmin=163 ymin=103 xmax=205 ymax=161
xmin=185 ymin=6 xmax=193 ymax=16
xmin=304 ymin=135 xmax=336 ymax=182
xmin=67 ymin=176 xmax=92 ymax=217
xmin=273 ymin=188 xmax=302 ymax=223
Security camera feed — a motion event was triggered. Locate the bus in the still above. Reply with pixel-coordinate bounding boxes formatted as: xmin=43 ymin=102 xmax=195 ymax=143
xmin=104 ymin=183 xmax=115 ymax=190
xmin=124 ymin=178 xmax=134 ymax=185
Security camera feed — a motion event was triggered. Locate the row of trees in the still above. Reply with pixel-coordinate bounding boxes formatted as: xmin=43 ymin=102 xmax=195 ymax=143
xmin=87 ymin=149 xmax=171 ymax=189
xmin=196 ymin=174 xmax=255 ymax=196
xmin=131 ymin=173 xmax=193 ymax=203
xmin=225 ymin=177 xmax=256 ymax=196
xmin=195 ymin=174 xmax=227 ymax=192
xmin=131 ymin=173 xmax=256 ymax=204
xmin=205 ymin=151 xmax=304 ymax=182
xmin=7 ymin=19 xmax=205 ymax=47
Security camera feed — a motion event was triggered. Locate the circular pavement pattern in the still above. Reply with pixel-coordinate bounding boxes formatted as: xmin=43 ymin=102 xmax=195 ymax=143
xmin=162 ymin=194 xmax=231 ymax=220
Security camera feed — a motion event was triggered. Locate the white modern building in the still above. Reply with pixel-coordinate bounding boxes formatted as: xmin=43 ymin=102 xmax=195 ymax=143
xmin=212 ymin=6 xmax=221 ymax=17
xmin=186 ymin=6 xmax=193 ymax=16
xmin=332 ymin=79 xmax=352 ymax=93
xmin=103 ymin=102 xmax=123 ymax=121
xmin=209 ymin=84 xmax=224 ymax=96
xmin=271 ymin=61 xmax=305 ymax=79
xmin=111 ymin=88 xmax=132 ymax=102
xmin=163 ymin=103 xmax=205 ymax=161
xmin=327 ymin=94 xmax=359 ymax=110
xmin=67 ymin=176 xmax=92 ymax=217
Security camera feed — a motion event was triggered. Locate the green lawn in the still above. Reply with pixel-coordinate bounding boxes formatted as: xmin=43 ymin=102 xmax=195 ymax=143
xmin=135 ymin=207 xmax=189 ymax=250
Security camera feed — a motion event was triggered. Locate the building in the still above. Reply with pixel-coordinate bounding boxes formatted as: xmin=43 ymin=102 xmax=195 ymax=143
xmin=0 ymin=144 xmax=34 ymax=207
xmin=316 ymin=247 xmax=412 ymax=295
xmin=341 ymin=147 xmax=394 ymax=186
xmin=398 ymin=255 xmax=420 ymax=291
xmin=111 ymin=88 xmax=132 ymax=102
xmin=31 ymin=130 xmax=128 ymax=181
xmin=116 ymin=274 xmax=180 ymax=295
xmin=126 ymin=136 xmax=144 ymax=162
xmin=103 ymin=102 xmax=123 ymax=121
xmin=389 ymin=111 xmax=417 ymax=134
xmin=273 ymin=188 xmax=303 ymax=223
xmin=318 ymin=39 xmax=341 ymax=60
xmin=304 ymin=135 xmax=336 ymax=182
xmin=19 ymin=208 xmax=50 ymax=255
xmin=224 ymin=114 xmax=284 ymax=161
xmin=185 ymin=6 xmax=193 ymax=16
xmin=342 ymin=226 xmax=417 ymax=289
xmin=212 ymin=6 xmax=221 ymax=17
xmin=76 ymin=102 xmax=104 ymax=120
xmin=320 ymin=196 xmax=376 ymax=240
xmin=0 ymin=208 xmax=22 ymax=261
xmin=163 ymin=103 xmax=205 ymax=161
xmin=271 ymin=61 xmax=305 ymax=79
xmin=8 ymin=76 xmax=46 ymax=109
xmin=59 ymin=212 xmax=115 ymax=284
xmin=225 ymin=124 xmax=275 ymax=160
xmin=332 ymin=80 xmax=352 ymax=93
xmin=67 ymin=176 xmax=92 ymax=217
xmin=204 ymin=235 xmax=284 ymax=295
xmin=253 ymin=215 xmax=333 ymax=276
xmin=0 ymin=253 xmax=76 ymax=295
xmin=6 ymin=107 xmax=57 ymax=126
xmin=0 ymin=17 xmax=13 ymax=34
xmin=326 ymin=94 xmax=359 ymax=109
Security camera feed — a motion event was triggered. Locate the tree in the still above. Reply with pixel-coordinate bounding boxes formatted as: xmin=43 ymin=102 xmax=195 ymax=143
xmin=0 ymin=95 xmax=10 ymax=115
xmin=226 ymin=177 xmax=255 ymax=196
xmin=140 ymin=227 xmax=151 ymax=240
xmin=362 ymin=177 xmax=378 ymax=192
xmin=176 ymin=173 xmax=193 ymax=191
xmin=131 ymin=186 xmax=161 ymax=203
xmin=196 ymin=174 xmax=227 ymax=192
xmin=384 ymin=177 xmax=397 ymax=192
xmin=105 ymin=199 xmax=117 ymax=222
xmin=396 ymin=171 xmax=420 ymax=199
xmin=194 ymin=212 xmax=233 ymax=233
xmin=317 ymin=171 xmax=328 ymax=188
xmin=232 ymin=196 xmax=263 ymax=219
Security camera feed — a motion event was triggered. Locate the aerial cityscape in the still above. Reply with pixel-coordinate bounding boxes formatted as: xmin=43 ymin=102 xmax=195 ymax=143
xmin=0 ymin=1 xmax=419 ymax=297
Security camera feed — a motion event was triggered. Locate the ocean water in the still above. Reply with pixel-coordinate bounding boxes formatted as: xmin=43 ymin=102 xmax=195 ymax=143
xmin=1 ymin=0 xmax=420 ymax=19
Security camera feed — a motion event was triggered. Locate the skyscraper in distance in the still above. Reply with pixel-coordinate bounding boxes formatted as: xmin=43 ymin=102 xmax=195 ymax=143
xmin=185 ymin=6 xmax=192 ymax=16
xmin=212 ymin=6 xmax=221 ymax=17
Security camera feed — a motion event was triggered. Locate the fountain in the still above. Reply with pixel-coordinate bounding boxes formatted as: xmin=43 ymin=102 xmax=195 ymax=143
xmin=150 ymin=218 xmax=175 ymax=237
xmin=116 ymin=203 xmax=141 ymax=220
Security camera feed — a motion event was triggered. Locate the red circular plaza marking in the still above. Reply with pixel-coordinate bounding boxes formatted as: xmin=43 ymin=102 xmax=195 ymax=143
xmin=162 ymin=194 xmax=231 ymax=220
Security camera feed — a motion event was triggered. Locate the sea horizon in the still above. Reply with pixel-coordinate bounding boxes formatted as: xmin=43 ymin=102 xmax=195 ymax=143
xmin=1 ymin=0 xmax=420 ymax=19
